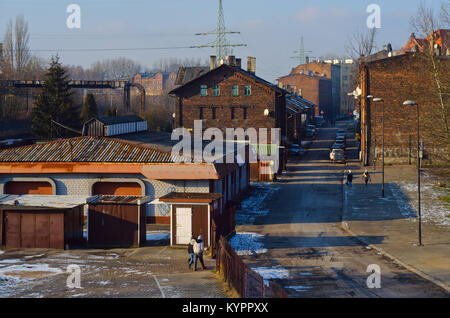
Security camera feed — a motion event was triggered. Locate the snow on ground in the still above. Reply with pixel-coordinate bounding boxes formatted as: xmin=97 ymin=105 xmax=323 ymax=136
xmin=0 ymin=251 xmax=4 ymax=255
xmin=146 ymin=232 xmax=170 ymax=241
xmin=251 ymin=266 xmax=290 ymax=286
xmin=236 ymin=182 xmax=281 ymax=225
xmin=228 ymin=232 xmax=267 ymax=256
xmin=391 ymin=176 xmax=450 ymax=227
xmin=287 ymin=285 xmax=313 ymax=292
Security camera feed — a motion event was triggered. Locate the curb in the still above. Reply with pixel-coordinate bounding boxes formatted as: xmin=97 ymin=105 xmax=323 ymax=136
xmin=341 ymin=169 xmax=450 ymax=294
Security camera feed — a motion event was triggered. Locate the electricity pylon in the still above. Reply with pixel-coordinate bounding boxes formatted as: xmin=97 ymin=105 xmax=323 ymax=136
xmin=194 ymin=0 xmax=246 ymax=62
xmin=291 ymin=36 xmax=312 ymax=65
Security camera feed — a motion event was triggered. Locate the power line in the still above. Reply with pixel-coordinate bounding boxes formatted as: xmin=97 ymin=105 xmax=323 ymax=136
xmin=27 ymin=46 xmax=199 ymax=53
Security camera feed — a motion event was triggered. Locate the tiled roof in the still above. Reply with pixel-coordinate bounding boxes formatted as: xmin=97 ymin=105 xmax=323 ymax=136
xmin=0 ymin=136 xmax=186 ymax=163
xmin=175 ymin=67 xmax=210 ymax=86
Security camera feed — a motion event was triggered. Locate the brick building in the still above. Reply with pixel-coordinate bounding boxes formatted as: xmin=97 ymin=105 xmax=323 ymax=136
xmin=398 ymin=30 xmax=450 ymax=56
xmin=359 ymin=52 xmax=450 ymax=165
xmin=133 ymin=72 xmax=177 ymax=96
xmin=277 ymin=72 xmax=331 ymax=119
xmin=170 ymin=58 xmax=287 ymax=142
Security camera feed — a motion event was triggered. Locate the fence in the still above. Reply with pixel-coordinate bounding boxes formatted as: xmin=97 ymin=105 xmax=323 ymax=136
xmin=216 ymin=236 xmax=290 ymax=298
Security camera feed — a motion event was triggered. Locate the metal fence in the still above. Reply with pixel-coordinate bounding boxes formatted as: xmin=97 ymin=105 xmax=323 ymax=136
xmin=216 ymin=236 xmax=290 ymax=298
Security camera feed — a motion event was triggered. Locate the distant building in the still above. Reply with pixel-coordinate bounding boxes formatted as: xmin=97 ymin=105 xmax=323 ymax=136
xmin=132 ymin=72 xmax=177 ymax=96
xmin=288 ymin=60 xmax=340 ymax=120
xmin=82 ymin=115 xmax=148 ymax=137
xmin=338 ymin=59 xmax=358 ymax=115
xmin=398 ymin=30 xmax=450 ymax=56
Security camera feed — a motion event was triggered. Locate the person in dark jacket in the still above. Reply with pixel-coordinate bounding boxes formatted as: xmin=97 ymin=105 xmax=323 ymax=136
xmin=346 ymin=170 xmax=353 ymax=187
xmin=193 ymin=235 xmax=206 ymax=271
xmin=362 ymin=169 xmax=371 ymax=185
xmin=187 ymin=236 xmax=196 ymax=270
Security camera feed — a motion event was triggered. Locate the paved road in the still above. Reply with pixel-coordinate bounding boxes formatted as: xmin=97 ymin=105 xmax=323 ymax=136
xmin=236 ymin=120 xmax=449 ymax=297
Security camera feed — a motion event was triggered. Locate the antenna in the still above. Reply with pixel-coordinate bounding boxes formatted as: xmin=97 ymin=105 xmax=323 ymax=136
xmin=291 ymin=36 xmax=312 ymax=65
xmin=194 ymin=0 xmax=246 ymax=61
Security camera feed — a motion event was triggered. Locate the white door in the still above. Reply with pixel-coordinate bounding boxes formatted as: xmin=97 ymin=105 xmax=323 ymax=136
xmin=176 ymin=207 xmax=192 ymax=245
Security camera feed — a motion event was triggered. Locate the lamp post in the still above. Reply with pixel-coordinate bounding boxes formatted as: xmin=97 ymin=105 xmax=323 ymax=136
xmin=367 ymin=95 xmax=376 ymax=169
xmin=403 ymin=100 xmax=422 ymax=246
xmin=373 ymin=98 xmax=384 ymax=198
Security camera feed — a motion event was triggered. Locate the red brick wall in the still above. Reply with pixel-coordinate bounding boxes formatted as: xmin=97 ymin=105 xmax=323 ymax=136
xmin=175 ymin=68 xmax=286 ymax=143
xmin=361 ymin=53 xmax=450 ymax=164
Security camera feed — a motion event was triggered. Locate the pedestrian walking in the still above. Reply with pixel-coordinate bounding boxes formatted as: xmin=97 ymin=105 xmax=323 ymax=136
xmin=362 ymin=169 xmax=371 ymax=185
xmin=193 ymin=235 xmax=206 ymax=271
xmin=346 ymin=170 xmax=353 ymax=187
xmin=187 ymin=236 xmax=196 ymax=270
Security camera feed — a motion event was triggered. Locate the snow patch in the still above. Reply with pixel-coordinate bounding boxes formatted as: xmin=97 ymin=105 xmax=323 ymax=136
xmin=251 ymin=266 xmax=290 ymax=286
xmin=228 ymin=232 xmax=267 ymax=256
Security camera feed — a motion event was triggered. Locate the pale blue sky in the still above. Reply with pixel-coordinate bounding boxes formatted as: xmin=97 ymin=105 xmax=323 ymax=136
xmin=0 ymin=0 xmax=444 ymax=81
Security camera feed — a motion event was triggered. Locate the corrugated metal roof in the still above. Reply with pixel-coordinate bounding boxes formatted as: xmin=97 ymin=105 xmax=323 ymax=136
xmin=0 ymin=194 xmax=87 ymax=209
xmin=88 ymin=195 xmax=152 ymax=205
xmin=95 ymin=115 xmax=146 ymax=125
xmin=0 ymin=136 xmax=187 ymax=163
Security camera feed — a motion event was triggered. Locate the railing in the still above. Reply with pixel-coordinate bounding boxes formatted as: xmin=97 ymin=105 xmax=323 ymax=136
xmin=216 ymin=236 xmax=290 ymax=298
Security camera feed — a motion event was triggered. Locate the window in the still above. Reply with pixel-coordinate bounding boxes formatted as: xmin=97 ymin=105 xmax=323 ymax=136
xmin=213 ymin=84 xmax=220 ymax=96
xmin=244 ymin=85 xmax=251 ymax=96
xmin=199 ymin=107 xmax=204 ymax=119
xmin=231 ymin=107 xmax=235 ymax=120
xmin=200 ymin=85 xmax=208 ymax=96
xmin=243 ymin=107 xmax=248 ymax=120
xmin=232 ymin=85 xmax=239 ymax=96
xmin=212 ymin=107 xmax=217 ymax=120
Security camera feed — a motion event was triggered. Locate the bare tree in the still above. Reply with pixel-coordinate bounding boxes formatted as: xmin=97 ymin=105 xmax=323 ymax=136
xmin=3 ymin=20 xmax=15 ymax=77
xmin=410 ymin=1 xmax=449 ymax=162
xmin=441 ymin=0 xmax=450 ymax=27
xmin=346 ymin=27 xmax=378 ymax=58
xmin=14 ymin=15 xmax=30 ymax=78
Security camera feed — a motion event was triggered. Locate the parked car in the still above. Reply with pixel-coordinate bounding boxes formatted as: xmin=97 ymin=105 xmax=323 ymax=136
xmin=330 ymin=149 xmax=346 ymax=163
xmin=331 ymin=141 xmax=346 ymax=150
xmin=335 ymin=136 xmax=347 ymax=147
xmin=287 ymin=144 xmax=306 ymax=157
xmin=314 ymin=116 xmax=324 ymax=127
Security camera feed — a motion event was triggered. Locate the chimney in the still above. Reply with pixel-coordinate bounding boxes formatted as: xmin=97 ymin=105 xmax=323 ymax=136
xmin=236 ymin=58 xmax=242 ymax=68
xmin=228 ymin=55 xmax=236 ymax=66
xmin=210 ymin=56 xmax=217 ymax=70
xmin=305 ymin=56 xmax=310 ymax=64
xmin=247 ymin=56 xmax=256 ymax=74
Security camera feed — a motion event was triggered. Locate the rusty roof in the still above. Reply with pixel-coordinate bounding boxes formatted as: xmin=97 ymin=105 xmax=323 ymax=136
xmin=158 ymin=192 xmax=222 ymax=203
xmin=0 ymin=136 xmax=187 ymax=163
xmin=88 ymin=195 xmax=153 ymax=205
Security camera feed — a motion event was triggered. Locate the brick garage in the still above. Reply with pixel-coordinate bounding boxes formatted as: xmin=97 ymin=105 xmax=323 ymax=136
xmin=359 ymin=52 xmax=450 ymax=165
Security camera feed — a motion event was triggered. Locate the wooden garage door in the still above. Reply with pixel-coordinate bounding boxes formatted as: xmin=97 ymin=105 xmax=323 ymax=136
xmin=4 ymin=211 xmax=64 ymax=249
xmin=93 ymin=182 xmax=142 ymax=196
xmin=5 ymin=181 xmax=53 ymax=195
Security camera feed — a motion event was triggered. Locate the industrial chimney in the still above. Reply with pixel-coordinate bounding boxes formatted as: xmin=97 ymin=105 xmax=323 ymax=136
xmin=210 ymin=56 xmax=217 ymax=70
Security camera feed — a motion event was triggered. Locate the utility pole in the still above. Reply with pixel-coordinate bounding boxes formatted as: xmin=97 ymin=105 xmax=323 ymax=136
xmin=194 ymin=0 xmax=246 ymax=62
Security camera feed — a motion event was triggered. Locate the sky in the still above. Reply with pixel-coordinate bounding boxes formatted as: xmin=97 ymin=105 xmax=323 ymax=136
xmin=0 ymin=0 xmax=445 ymax=82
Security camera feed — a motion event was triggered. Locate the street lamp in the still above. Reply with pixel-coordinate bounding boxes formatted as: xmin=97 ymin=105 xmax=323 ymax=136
xmin=367 ymin=95 xmax=377 ymax=169
xmin=403 ymin=100 xmax=422 ymax=246
xmin=372 ymin=98 xmax=385 ymax=198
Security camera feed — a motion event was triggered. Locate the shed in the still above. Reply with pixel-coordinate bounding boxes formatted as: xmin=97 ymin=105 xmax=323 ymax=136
xmin=87 ymin=195 xmax=151 ymax=248
xmin=0 ymin=195 xmax=85 ymax=249
xmin=158 ymin=192 xmax=223 ymax=248
xmin=82 ymin=115 xmax=148 ymax=137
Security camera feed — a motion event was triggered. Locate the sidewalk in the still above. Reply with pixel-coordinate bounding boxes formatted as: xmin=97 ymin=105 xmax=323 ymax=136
xmin=342 ymin=164 xmax=450 ymax=293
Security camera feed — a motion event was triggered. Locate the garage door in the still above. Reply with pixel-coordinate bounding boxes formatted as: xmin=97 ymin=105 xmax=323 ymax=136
xmin=4 ymin=211 xmax=64 ymax=249
xmin=5 ymin=181 xmax=53 ymax=195
xmin=92 ymin=182 xmax=142 ymax=196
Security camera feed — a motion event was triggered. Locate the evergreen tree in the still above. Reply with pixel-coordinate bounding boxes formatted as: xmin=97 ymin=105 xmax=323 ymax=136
xmin=32 ymin=56 xmax=80 ymax=140
xmin=81 ymin=93 xmax=98 ymax=123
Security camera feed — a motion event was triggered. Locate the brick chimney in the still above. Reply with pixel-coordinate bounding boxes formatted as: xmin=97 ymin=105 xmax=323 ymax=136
xmin=210 ymin=56 xmax=217 ymax=70
xmin=236 ymin=58 xmax=242 ymax=68
xmin=247 ymin=57 xmax=256 ymax=74
xmin=228 ymin=55 xmax=236 ymax=66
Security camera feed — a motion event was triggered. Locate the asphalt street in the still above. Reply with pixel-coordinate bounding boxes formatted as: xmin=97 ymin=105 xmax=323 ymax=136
xmin=236 ymin=120 xmax=449 ymax=297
